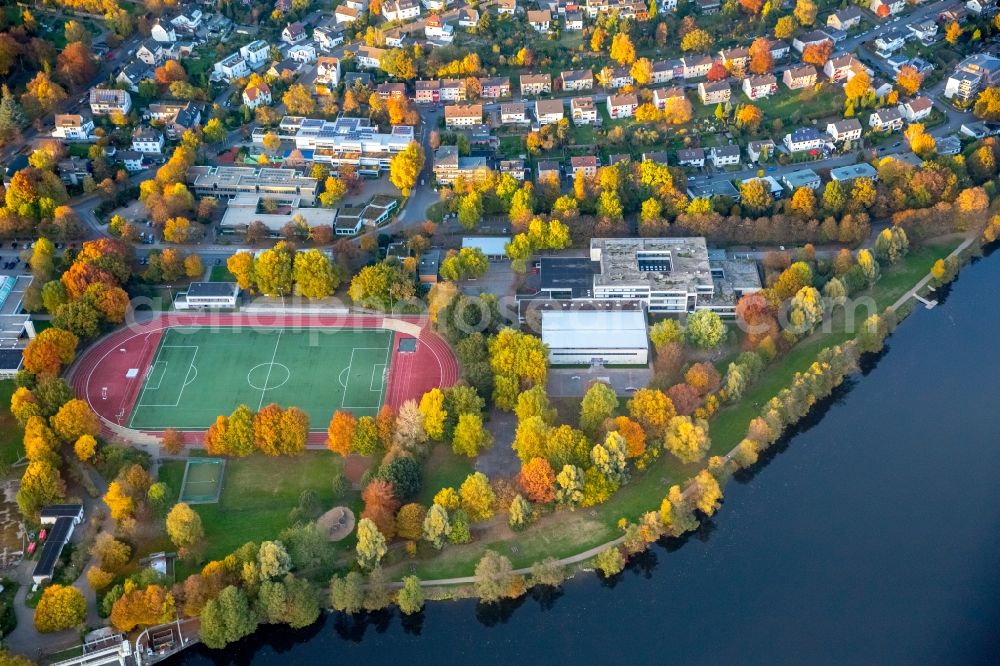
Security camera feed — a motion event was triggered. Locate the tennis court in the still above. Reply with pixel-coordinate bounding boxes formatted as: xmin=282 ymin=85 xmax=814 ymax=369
xmin=127 ymin=326 xmax=393 ymax=430
xmin=179 ymin=458 xmax=226 ymax=504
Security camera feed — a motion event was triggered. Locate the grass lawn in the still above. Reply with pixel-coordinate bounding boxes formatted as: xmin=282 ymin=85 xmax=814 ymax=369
xmin=0 ymin=381 xmax=24 ymax=470
xmin=209 ymin=265 xmax=234 ymax=282
xmin=417 ymin=444 xmax=476 ymax=506
xmin=755 ymin=86 xmax=846 ymax=123
xmin=160 ymin=451 xmax=351 ymax=564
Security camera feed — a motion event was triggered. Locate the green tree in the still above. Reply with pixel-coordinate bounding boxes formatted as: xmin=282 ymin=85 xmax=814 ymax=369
xmin=456 ymin=191 xmax=483 ymax=230
xmin=166 ymin=502 xmax=204 ymax=550
xmin=199 ymin=586 xmax=258 ymax=649
xmin=579 ymin=381 xmax=618 ymax=435
xmin=422 ymin=503 xmax=450 ymax=549
xmin=591 ymin=431 xmax=629 ymax=484
xmin=555 ymin=464 xmax=584 ymax=507
xmin=396 ymin=575 xmax=424 ymax=614
xmin=592 ymin=547 xmax=625 ymax=577
xmin=330 ymin=571 xmax=365 ymax=613
xmin=686 ymin=310 xmax=726 ymax=348
xmin=474 ymin=550 xmax=517 ymax=603
xmin=649 ymin=319 xmax=684 ymax=348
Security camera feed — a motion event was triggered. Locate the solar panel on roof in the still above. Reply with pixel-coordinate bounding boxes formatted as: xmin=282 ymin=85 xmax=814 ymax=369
xmin=33 ymin=517 xmax=73 ymax=578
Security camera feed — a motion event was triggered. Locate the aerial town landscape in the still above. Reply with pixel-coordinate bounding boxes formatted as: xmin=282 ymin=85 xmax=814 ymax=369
xmin=0 ymin=0 xmax=997 ymax=660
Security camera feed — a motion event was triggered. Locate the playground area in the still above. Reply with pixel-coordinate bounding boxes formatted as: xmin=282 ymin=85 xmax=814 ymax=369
xmin=70 ymin=313 xmax=460 ymax=437
xmin=178 ymin=458 xmax=226 ymax=504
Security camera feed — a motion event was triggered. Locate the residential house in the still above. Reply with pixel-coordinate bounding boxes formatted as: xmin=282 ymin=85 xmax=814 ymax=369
xmin=335 ymin=5 xmax=361 ymax=22
xmin=967 ymin=0 xmax=997 ymax=14
xmin=652 ymin=86 xmax=685 ymax=109
xmin=136 ymin=40 xmax=165 ymax=66
xmin=830 ymin=162 xmax=878 ymax=182
xmin=719 ymin=47 xmax=750 ymax=72
xmin=356 ymin=45 xmax=387 ymax=70
xmin=282 ymin=21 xmax=307 ymax=44
xmin=874 ymin=31 xmax=906 ymax=56
xmin=425 ymin=15 xmax=455 ymax=42
xmin=116 ymin=61 xmax=154 ymax=92
xmin=89 ymin=88 xmax=131 ymax=116
xmin=415 ymin=79 xmax=441 ymax=103
xmin=51 ymin=114 xmax=95 ymax=142
xmin=945 ymin=53 xmax=1000 ymax=101
xmin=536 ymin=160 xmax=560 ymax=183
xmin=132 ymin=126 xmax=164 ymax=154
xmin=441 ymin=79 xmax=466 ymax=101
xmin=682 ymin=55 xmax=713 ymax=79
xmin=520 ymin=73 xmax=552 ymax=96
xmin=792 ymin=31 xmax=831 ymax=53
xmin=147 ymin=101 xmax=202 ymax=139
xmin=606 ymin=93 xmax=638 ymax=119
xmin=695 ymin=0 xmax=721 ymax=12
xmin=288 ymin=43 xmax=317 ymax=63
xmin=827 ymin=118 xmax=863 ymax=142
xmin=240 ymin=40 xmax=270 ymax=69
xmin=150 ymin=18 xmax=177 ymax=43
xmin=710 ymin=145 xmax=740 ymax=168
xmin=267 ymin=59 xmax=301 ymax=80
xmin=384 ymin=28 xmax=406 ymax=47
xmin=642 ymin=151 xmax=670 ymax=165
xmin=376 ymin=82 xmax=407 ymax=99
xmin=497 ymin=0 xmax=517 ymax=14
xmin=869 ymin=107 xmax=904 ymax=132
xmin=422 ymin=0 xmax=449 ymax=10
xmin=743 ymin=74 xmax=777 ymax=100
xmin=677 ymin=147 xmax=705 ymax=167
xmin=500 ymin=102 xmax=527 ymax=124
xmin=458 ymin=7 xmax=480 ymax=26
xmin=698 ymin=81 xmax=731 ymax=105
xmin=479 ymin=77 xmax=511 ymax=98
xmin=382 ymin=0 xmax=421 ymax=20
xmin=769 ymin=39 xmax=791 ymax=60
xmin=651 ymin=59 xmax=678 ymax=84
xmin=907 ymin=19 xmax=938 ymax=42
xmin=170 ymin=10 xmax=202 ymax=33
xmin=57 ymin=157 xmax=91 ymax=185
xmin=783 ymin=65 xmax=817 ymax=90
xmin=570 ymin=155 xmax=598 ymax=177
xmin=869 ymin=0 xmax=905 ymax=16
xmin=119 ymin=150 xmax=146 ymax=173
xmin=571 ymin=97 xmax=598 ymax=124
xmin=604 ymin=66 xmax=634 ymax=89
xmin=561 ymin=69 xmax=594 ymax=91
xmin=825 ymin=54 xmax=862 ymax=82
xmin=433 ymin=145 xmax=491 ymax=184
xmin=783 ymin=168 xmax=822 ymax=190
xmin=527 ymin=9 xmax=552 ymax=31
xmin=747 ymin=139 xmax=775 ymax=163
xmin=500 ymin=159 xmax=527 ymax=180
xmin=900 ymin=97 xmax=933 ymax=121
xmin=316 ymin=57 xmax=342 ymax=88
xmin=784 ymin=127 xmax=826 ymax=153
xmin=535 ymin=99 xmax=564 ymax=125
xmin=314 ymin=25 xmax=345 ymax=49
xmin=827 ymin=6 xmax=862 ymax=30
xmin=445 ymin=103 xmax=483 ymax=127
xmin=565 ymin=11 xmax=584 ymax=29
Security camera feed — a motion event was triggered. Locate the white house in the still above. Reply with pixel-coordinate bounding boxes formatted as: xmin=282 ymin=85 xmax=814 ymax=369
xmin=874 ymin=31 xmax=906 ymax=57
xmin=335 ymin=5 xmax=361 ymax=22
xmin=527 ymin=9 xmax=552 ymax=31
xmin=500 ymin=102 xmax=526 ymax=124
xmin=445 ymin=103 xmax=483 ymax=127
xmin=424 ymin=15 xmax=455 ymax=42
xmin=535 ymin=99 xmax=564 ymax=125
xmin=742 ymin=74 xmax=777 ymax=100
xmin=282 ymin=21 xmax=308 ymax=44
xmin=240 ymin=40 xmax=270 ymax=69
xmin=116 ymin=62 xmax=153 ymax=92
xmin=571 ymin=97 xmax=598 ymax=125
xmin=698 ymin=81 xmax=731 ymax=105
xmin=677 ymin=147 xmax=705 ymax=168
xmin=136 ymin=40 xmax=165 ymax=66
xmin=51 ymin=114 xmax=95 ymax=142
xmin=382 ymin=0 xmax=421 ymax=20
xmin=316 ymin=57 xmax=341 ymax=87
xmin=458 ymin=7 xmax=480 ymax=26
xmin=214 ymin=53 xmax=249 ymax=80
xmin=118 ymin=150 xmax=145 ymax=173
xmin=356 ymin=45 xmax=387 ymax=70
xmin=131 ymin=126 xmax=164 ymax=154
xmin=784 ymin=127 xmax=825 ymax=153
xmin=900 ymin=97 xmax=933 ymax=121
xmin=710 ymin=145 xmax=741 ymax=168
xmin=170 ymin=10 xmax=203 ymax=33
xmin=89 ymin=88 xmax=131 ymax=116
xmin=869 ymin=107 xmax=904 ymax=132
xmin=869 ymin=0 xmax=905 ymax=16
xmin=825 ymin=54 xmax=862 ymax=82
xmin=652 ymin=86 xmax=685 ymax=109
xmin=150 ymin=18 xmax=177 ymax=43
xmin=607 ymin=93 xmax=638 ymax=119
xmin=826 ymin=118 xmax=863 ymax=142
xmin=497 ymin=0 xmax=517 ymax=14
xmin=314 ymin=25 xmax=345 ymax=50
xmin=288 ymin=43 xmax=317 ymax=63
xmin=747 ymin=139 xmax=775 ymax=163
xmin=243 ymin=82 xmax=272 ymax=109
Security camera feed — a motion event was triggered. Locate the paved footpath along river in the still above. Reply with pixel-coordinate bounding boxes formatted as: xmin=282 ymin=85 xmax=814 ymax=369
xmin=171 ymin=249 xmax=1000 ymax=666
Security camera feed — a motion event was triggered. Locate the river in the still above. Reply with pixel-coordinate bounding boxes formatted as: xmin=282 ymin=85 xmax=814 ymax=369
xmin=171 ymin=250 xmax=1000 ymax=665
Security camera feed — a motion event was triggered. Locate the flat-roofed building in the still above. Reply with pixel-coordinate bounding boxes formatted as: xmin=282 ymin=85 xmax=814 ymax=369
xmin=542 ymin=309 xmax=649 ymax=365
xmin=830 ymin=162 xmax=878 ymax=182
xmin=433 ymin=145 xmax=491 ymax=184
xmin=252 ymin=116 xmax=415 ymax=175
xmin=462 ymin=236 xmax=510 ymax=260
xmin=186 ymin=166 xmax=320 ymax=205
xmin=33 ymin=505 xmax=84 ymax=584
xmin=782 ymin=168 xmax=822 ymax=191
xmin=174 ymin=282 xmax=240 ymax=309
xmin=218 ymin=194 xmax=337 ymax=233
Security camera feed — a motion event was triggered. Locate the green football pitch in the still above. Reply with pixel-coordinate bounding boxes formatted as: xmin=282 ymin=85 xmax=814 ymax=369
xmin=128 ymin=327 xmax=394 ymax=430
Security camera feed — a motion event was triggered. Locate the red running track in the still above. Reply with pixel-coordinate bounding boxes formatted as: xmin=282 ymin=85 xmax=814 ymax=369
xmin=67 ymin=313 xmax=460 ymax=444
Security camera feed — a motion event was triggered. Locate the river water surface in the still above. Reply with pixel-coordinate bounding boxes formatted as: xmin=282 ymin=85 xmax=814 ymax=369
xmin=173 ymin=250 xmax=1000 ymax=665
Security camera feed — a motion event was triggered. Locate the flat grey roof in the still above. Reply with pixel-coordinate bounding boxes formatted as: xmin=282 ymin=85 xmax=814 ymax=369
xmin=187 ymin=282 xmax=238 ymax=298
xmin=590 ymin=237 xmax=714 ymax=292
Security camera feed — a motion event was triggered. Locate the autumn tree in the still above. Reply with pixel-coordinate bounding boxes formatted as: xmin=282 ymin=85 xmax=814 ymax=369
xmin=735 ymin=104 xmax=764 ymax=131
xmin=17 ymin=460 xmax=65 ymax=518
xmin=389 ymin=141 xmax=425 ymax=196
xmin=51 ymin=398 xmax=99 ymax=442
xmin=355 ymin=517 xmax=387 ymax=569
xmin=488 ymin=328 xmax=548 ymax=409
xmin=475 ymin=550 xmax=519 ymax=603
xmin=293 ymin=249 xmax=338 ymax=299
xmin=327 ymin=410 xmax=357 ymax=456
xmin=23 ymin=327 xmax=78 ymax=376
xmin=361 ymin=479 xmax=399 ymax=537
xmin=283 ymin=84 xmax=316 ymax=115
xmin=801 ymin=40 xmax=833 ymax=67
xmin=579 ymin=381 xmax=618 ymax=435
xmin=793 ymin=0 xmax=817 ymax=25
xmin=459 ymin=471 xmax=495 ymax=522
xmin=748 ymin=37 xmax=774 ymax=75
xmin=627 ymin=388 xmax=676 ymax=439
xmin=422 ymin=503 xmax=450 ymax=548
xmin=844 ymin=70 xmax=872 ymax=105
xmin=56 ymin=42 xmax=97 ymax=89
xmin=774 ymin=16 xmax=797 ymax=39
xmin=396 ymin=576 xmax=424 ymax=614
xmin=680 ymin=28 xmax=712 ymax=52
xmin=34 ymin=585 xmax=85 ymax=632
xmin=199 ymin=586 xmax=258 ymax=650
xmin=896 ymin=65 xmax=923 ymax=96
xmin=452 ymin=413 xmax=492 ymax=457
xmin=664 ymin=415 xmax=711 ymax=463
xmin=686 ymin=310 xmax=727 ymax=348
xmin=609 ymin=33 xmax=636 ymax=65
xmin=167 ymin=502 xmax=205 ymax=551
xmin=518 ymin=457 xmax=556 ymax=503
xmin=110 ymin=584 xmax=175 ymax=632
xmin=395 ymin=503 xmax=426 ymax=541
